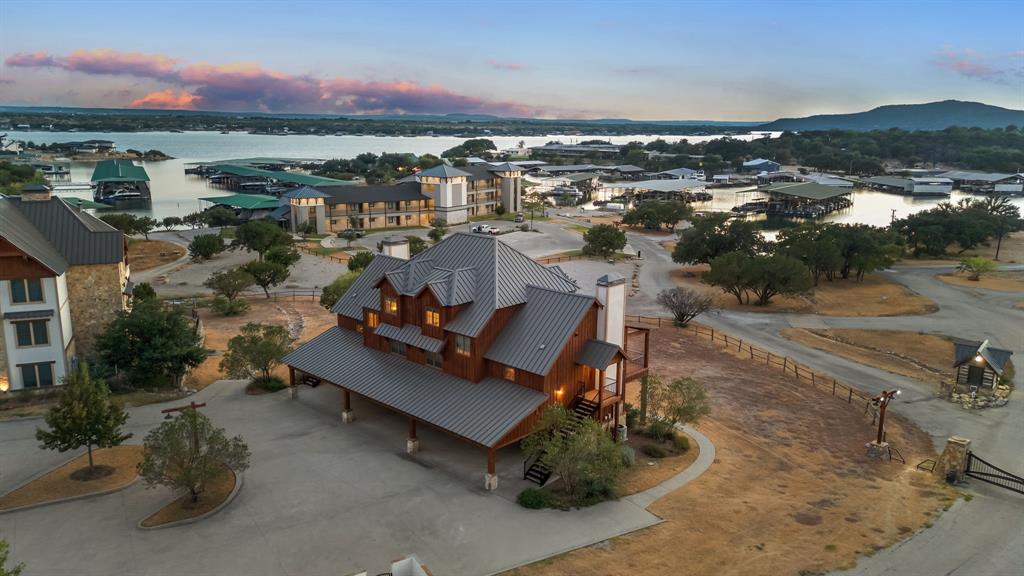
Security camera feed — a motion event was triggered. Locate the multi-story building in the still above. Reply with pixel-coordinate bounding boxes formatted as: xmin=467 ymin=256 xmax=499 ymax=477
xmin=0 ymin=185 xmax=129 ymax=392
xmin=282 ymin=233 xmax=649 ymax=490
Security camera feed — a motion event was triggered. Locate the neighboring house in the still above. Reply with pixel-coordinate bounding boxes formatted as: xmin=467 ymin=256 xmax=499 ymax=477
xmin=529 ymin=143 xmax=622 ymax=158
xmin=953 ymin=340 xmax=1013 ymax=391
xmin=742 ymin=158 xmax=781 ymax=173
xmin=282 ymin=233 xmax=650 ymax=490
xmin=0 ymin=185 xmax=129 ymax=392
xmin=655 ymin=167 xmax=699 ymax=180
xmin=936 ymin=170 xmax=1024 ymax=194
xmin=864 ymin=176 xmax=952 ymax=196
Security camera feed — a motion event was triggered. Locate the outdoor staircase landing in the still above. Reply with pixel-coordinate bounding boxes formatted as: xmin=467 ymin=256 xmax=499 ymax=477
xmin=523 ymin=397 xmax=601 ymax=486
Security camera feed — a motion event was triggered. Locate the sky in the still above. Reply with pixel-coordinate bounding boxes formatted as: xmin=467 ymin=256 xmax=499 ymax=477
xmin=0 ymin=0 xmax=1022 ymax=121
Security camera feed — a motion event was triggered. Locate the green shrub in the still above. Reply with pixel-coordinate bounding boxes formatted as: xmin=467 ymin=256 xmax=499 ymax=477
xmin=624 ymin=404 xmax=640 ymax=429
xmin=644 ymin=420 xmax=674 ymax=442
xmin=246 ymin=375 xmax=286 ymax=394
xmin=519 ymin=224 xmax=530 ymax=232
xmin=671 ymin=433 xmax=690 ymax=452
xmin=620 ymin=445 xmax=636 ymax=467
xmin=517 ymin=488 xmax=550 ymax=509
xmin=211 ymin=296 xmax=250 ymax=316
xmin=641 ymin=444 xmax=668 ymax=458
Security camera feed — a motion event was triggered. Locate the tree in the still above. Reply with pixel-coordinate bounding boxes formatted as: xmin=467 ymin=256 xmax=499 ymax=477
xmin=138 ymin=409 xmax=250 ymax=503
xmin=428 ymin=220 xmax=448 ymax=244
xmin=958 ymin=257 xmax=997 ymax=281
xmin=232 ymin=219 xmax=291 ymax=260
xmin=0 ymin=538 xmax=24 ymax=576
xmin=96 ymin=300 xmax=208 ymax=389
xmin=204 ymin=207 xmax=237 ymax=228
xmin=100 ymin=213 xmax=139 ymax=235
xmin=494 ymin=203 xmax=506 ymax=216
xmin=673 ymin=213 xmax=763 ymax=264
xmin=582 ymin=224 xmax=626 ymax=259
xmin=182 ymin=211 xmax=205 ymax=229
xmin=204 ymin=268 xmax=254 ymax=301
xmin=35 ymin=365 xmax=131 ymax=473
xmin=744 ymin=254 xmax=813 ymax=306
xmin=320 ymin=272 xmax=361 ymax=309
xmin=134 ymin=216 xmax=158 ymax=240
xmin=638 ymin=373 xmax=661 ymax=426
xmin=220 ymin=323 xmax=294 ymax=382
xmin=348 ymin=250 xmax=374 ymax=272
xmin=406 ymin=235 xmax=428 ymax=256
xmin=242 ymin=261 xmax=289 ymax=298
xmin=338 ymin=228 xmax=360 ymax=247
xmin=650 ymin=377 xmax=711 ymax=428
xmin=657 ymin=287 xmax=716 ymax=327
xmin=979 ymin=194 xmax=1022 ymax=260
xmin=188 ymin=233 xmax=226 ymax=261
xmin=132 ymin=282 xmax=157 ymax=303
xmin=704 ymin=251 xmax=751 ymax=304
xmin=521 ymin=406 xmax=623 ymax=500
xmin=161 ymin=216 xmax=183 ymax=230
xmin=522 ymin=188 xmax=546 ymax=231
xmin=622 ymin=201 xmax=693 ymax=231
xmin=264 ymin=244 xmax=300 ymax=268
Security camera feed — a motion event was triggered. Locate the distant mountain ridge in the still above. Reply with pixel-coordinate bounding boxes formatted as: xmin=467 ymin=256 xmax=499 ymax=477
xmin=759 ymin=100 xmax=1024 ymax=131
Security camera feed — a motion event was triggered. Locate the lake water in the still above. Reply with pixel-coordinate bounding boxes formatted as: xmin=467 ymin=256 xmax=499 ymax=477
xmin=13 ymin=130 xmax=1023 ymax=224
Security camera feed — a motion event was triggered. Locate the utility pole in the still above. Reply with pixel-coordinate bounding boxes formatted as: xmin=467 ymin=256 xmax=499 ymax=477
xmin=867 ymin=389 xmax=900 ymax=459
xmin=890 ymin=208 xmax=897 ymax=225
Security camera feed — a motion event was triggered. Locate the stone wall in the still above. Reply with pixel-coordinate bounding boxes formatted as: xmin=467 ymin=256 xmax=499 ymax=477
xmin=66 ymin=261 xmax=128 ymax=357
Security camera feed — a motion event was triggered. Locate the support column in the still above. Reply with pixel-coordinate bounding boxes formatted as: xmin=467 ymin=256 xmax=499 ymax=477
xmin=341 ymin=389 xmax=354 ymax=423
xmin=484 ymin=448 xmax=498 ymax=491
xmin=288 ymin=366 xmax=298 ymax=400
xmin=407 ymin=417 xmax=420 ymax=454
xmin=936 ymin=436 xmax=971 ymax=482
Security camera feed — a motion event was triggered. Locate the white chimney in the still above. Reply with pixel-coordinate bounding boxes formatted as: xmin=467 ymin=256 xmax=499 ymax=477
xmin=381 ymin=236 xmax=410 ymax=260
xmin=596 ymin=272 xmax=627 ymax=396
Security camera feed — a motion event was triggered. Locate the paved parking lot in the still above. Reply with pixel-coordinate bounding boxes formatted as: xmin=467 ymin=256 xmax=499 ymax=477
xmin=1 ymin=382 xmax=661 ymax=576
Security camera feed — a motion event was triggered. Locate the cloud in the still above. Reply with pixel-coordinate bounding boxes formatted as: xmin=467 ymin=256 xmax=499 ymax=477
xmin=488 ymin=60 xmax=524 ymax=71
xmin=130 ymin=89 xmax=200 ymax=109
xmin=4 ymin=48 xmax=565 ymax=116
xmin=931 ymin=47 xmax=1020 ymax=83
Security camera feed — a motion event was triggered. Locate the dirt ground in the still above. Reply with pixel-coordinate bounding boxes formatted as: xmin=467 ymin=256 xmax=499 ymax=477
xmin=0 ymin=445 xmax=142 ymax=510
xmin=936 ymin=270 xmax=1024 ymax=292
xmin=140 ymin=465 xmax=235 ymax=527
xmin=129 ymin=239 xmax=185 ymax=272
xmin=186 ymin=297 xmax=336 ymax=390
xmin=509 ymin=328 xmax=954 ymax=576
xmin=672 ymin=266 xmax=937 ymax=316
xmin=782 ymin=329 xmax=955 ymax=387
xmin=619 ymin=432 xmax=699 ymax=496
xmin=897 ymin=232 xmax=1024 ymax=266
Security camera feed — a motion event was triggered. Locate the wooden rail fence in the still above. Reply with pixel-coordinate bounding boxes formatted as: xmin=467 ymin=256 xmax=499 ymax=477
xmin=296 ymin=244 xmax=349 ymax=265
xmin=624 ymin=314 xmax=875 ymax=412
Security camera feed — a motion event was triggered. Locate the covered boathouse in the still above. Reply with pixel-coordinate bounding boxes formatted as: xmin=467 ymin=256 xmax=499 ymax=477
xmin=282 ymin=233 xmax=649 ymax=490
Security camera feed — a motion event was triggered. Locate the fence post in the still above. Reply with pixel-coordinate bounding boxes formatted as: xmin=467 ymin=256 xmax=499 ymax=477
xmin=749 ymin=347 xmax=754 ymax=359
xmin=832 ymin=379 xmax=837 ymax=396
xmin=737 ymin=338 xmax=743 ymax=352
xmin=782 ymin=357 xmax=788 ymax=372
xmin=766 ymin=352 xmax=771 ymax=366
xmin=811 ymin=372 xmax=816 ymax=387
xmin=848 ymin=388 xmax=853 ymax=403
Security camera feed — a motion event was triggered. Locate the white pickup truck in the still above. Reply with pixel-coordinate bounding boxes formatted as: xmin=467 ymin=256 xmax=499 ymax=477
xmin=471 ymin=224 xmax=499 ymax=235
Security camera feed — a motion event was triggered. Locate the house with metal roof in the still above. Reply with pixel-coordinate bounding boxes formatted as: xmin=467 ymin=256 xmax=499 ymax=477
xmin=282 ymin=233 xmax=650 ymax=490
xmin=742 ymin=158 xmax=781 ymax=173
xmin=952 ymin=339 xmax=1013 ymax=391
xmin=0 ymin=185 xmax=130 ymax=392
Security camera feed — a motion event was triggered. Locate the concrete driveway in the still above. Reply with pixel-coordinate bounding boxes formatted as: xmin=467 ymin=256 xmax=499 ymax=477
xmin=1 ymin=382 xmax=663 ymax=576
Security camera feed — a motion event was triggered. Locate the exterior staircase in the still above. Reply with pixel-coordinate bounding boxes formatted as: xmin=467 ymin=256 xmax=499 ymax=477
xmin=523 ymin=396 xmax=601 ymax=486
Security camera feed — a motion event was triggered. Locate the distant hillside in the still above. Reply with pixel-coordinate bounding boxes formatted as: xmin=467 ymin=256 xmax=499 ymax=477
xmin=760 ymin=100 xmax=1024 ymax=131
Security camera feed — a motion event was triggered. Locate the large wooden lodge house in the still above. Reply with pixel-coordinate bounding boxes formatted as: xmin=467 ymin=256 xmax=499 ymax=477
xmin=282 ymin=233 xmax=649 ymax=489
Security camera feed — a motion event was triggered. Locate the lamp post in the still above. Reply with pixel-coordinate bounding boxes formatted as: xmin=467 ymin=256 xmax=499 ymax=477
xmin=870 ymin=389 xmax=900 ymax=450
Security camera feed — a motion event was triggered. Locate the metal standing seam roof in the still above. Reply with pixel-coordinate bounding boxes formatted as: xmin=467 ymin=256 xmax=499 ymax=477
xmin=200 ymin=194 xmax=280 ymax=210
xmin=3 ymin=196 xmax=123 ymax=266
xmin=317 ymin=181 xmax=429 ymax=204
xmin=417 ymin=165 xmax=472 ymax=178
xmin=332 ymin=254 xmax=409 ymax=319
xmin=208 ymin=164 xmax=353 ymax=186
xmin=563 ymin=172 xmax=601 ymax=183
xmin=606 ymin=179 xmax=706 ymax=192
xmin=658 ymin=167 xmax=698 ymax=178
xmin=761 ymin=181 xmax=852 ymax=200
xmin=90 ymin=159 xmax=150 ymax=182
xmin=577 ymin=339 xmax=624 ymax=370
xmin=374 ymin=323 xmax=446 ymax=353
xmin=424 ymin=267 xmax=476 ymax=306
xmin=282 ymin=327 xmax=548 ymax=447
xmin=282 ymin=186 xmax=331 ymax=199
xmin=953 ymin=340 xmax=1013 ymax=375
xmin=743 ymin=158 xmax=778 ymax=167
xmin=0 ymin=198 xmax=69 ymax=274
xmin=937 ymin=170 xmax=1015 ymax=183
xmin=866 ymin=176 xmax=912 ymax=189
xmin=484 ymin=286 xmax=597 ymax=376
xmin=269 ymin=205 xmax=291 ymax=220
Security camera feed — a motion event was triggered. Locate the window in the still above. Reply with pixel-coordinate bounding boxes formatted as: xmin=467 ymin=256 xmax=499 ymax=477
xmin=14 ymin=320 xmax=49 ymax=347
xmin=424 ymin=307 xmax=440 ymax=327
xmin=390 ymin=339 xmax=406 ymax=356
xmin=367 ymin=311 xmax=380 ymax=328
xmin=503 ymin=366 xmax=516 ymax=381
xmin=10 ymin=278 xmax=44 ymax=303
xmin=383 ymin=297 xmax=398 ymax=315
xmin=455 ymin=334 xmax=471 ymax=356
xmin=20 ymin=362 xmax=54 ymax=388
xmin=426 ymin=351 xmax=443 ymax=369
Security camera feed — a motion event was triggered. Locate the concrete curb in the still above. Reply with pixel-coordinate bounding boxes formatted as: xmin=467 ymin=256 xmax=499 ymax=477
xmin=624 ymin=424 xmax=716 ymax=509
xmin=0 ymin=466 xmax=140 ymax=516
xmin=137 ymin=470 xmax=243 ymax=530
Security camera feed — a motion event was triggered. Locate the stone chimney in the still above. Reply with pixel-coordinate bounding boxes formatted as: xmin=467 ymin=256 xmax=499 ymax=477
xmin=381 ymin=236 xmax=410 ymax=260
xmin=19 ymin=183 xmax=53 ymax=202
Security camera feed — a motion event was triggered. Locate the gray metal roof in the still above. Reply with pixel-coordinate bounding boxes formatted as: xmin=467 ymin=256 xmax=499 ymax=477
xmin=282 ymin=327 xmax=548 ymax=447
xmin=866 ymin=176 xmax=912 ymax=189
xmin=658 ymin=167 xmax=698 ymax=178
xmin=937 ymin=170 xmax=1015 ymax=183
xmin=269 ymin=204 xmax=291 ymax=220
xmin=331 ymin=254 xmax=408 ymax=320
xmin=953 ymin=340 xmax=1013 ymax=375
xmin=0 ymin=198 xmax=68 ymax=274
xmin=743 ymin=158 xmax=778 ymax=167
xmin=3 ymin=308 xmax=55 ymax=320
xmin=577 ymin=339 xmax=623 ymax=369
xmin=423 ymin=267 xmax=476 ymax=306
xmin=485 ymin=286 xmax=596 ymax=375
xmin=3 ymin=196 xmax=124 ymax=266
xmin=318 ymin=181 xmax=429 ymax=204
xmin=283 ymin=186 xmax=331 ymax=199
xmin=487 ymin=162 xmax=524 ymax=172
xmin=418 ymin=165 xmax=472 ymax=178
xmin=374 ymin=323 xmax=446 ymax=353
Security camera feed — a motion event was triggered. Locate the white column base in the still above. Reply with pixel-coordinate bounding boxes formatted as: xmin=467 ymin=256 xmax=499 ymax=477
xmin=341 ymin=410 xmax=354 ymax=423
xmin=288 ymin=386 xmax=299 ymax=400
xmin=484 ymin=473 xmax=499 ymax=491
xmin=406 ymin=438 xmax=420 ymax=454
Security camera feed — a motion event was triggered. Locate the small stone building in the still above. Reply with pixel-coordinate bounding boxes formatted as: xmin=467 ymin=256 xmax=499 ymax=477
xmin=953 ymin=339 xmax=1013 ymax=391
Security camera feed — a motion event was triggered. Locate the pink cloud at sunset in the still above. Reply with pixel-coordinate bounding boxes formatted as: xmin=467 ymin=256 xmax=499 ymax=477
xmin=4 ymin=49 xmax=562 ymax=116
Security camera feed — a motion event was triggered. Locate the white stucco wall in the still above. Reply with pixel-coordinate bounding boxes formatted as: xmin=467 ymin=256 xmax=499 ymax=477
xmin=0 ymin=276 xmax=70 ymax=390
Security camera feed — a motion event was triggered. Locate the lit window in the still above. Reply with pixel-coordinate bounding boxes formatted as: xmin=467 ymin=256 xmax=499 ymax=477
xmin=366 ymin=311 xmax=380 ymax=328
xmin=455 ymin=334 xmax=471 ymax=356
xmin=14 ymin=320 xmax=49 ymax=347
xmin=356 ymin=323 xmax=364 ymax=333
xmin=390 ymin=340 xmax=406 ymax=356
xmin=426 ymin=351 xmax=443 ymax=368
xmin=20 ymin=362 xmax=54 ymax=388
xmin=503 ymin=366 xmax=516 ymax=381
xmin=10 ymin=278 xmax=44 ymax=303
xmin=383 ymin=297 xmax=398 ymax=315
xmin=424 ymin=307 xmax=440 ymax=327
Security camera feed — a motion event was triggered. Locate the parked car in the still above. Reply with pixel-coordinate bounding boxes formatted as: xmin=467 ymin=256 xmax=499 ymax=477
xmin=514 ymin=212 xmax=525 ymax=223
xmin=472 ymin=224 xmax=496 ymax=234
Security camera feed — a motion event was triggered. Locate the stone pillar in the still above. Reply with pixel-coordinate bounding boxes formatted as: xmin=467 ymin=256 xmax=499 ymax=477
xmin=484 ymin=449 xmax=498 ymax=491
xmin=341 ymin=389 xmax=354 ymax=423
xmin=407 ymin=418 xmax=420 ymax=454
xmin=936 ymin=436 xmax=971 ymax=482
xmin=288 ymin=367 xmax=298 ymax=400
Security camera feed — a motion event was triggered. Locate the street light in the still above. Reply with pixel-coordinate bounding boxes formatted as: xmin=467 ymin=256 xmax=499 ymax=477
xmin=872 ymin=389 xmax=900 ymax=446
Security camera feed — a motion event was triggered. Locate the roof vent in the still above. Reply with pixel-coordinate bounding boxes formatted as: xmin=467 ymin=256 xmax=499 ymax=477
xmin=538 ymin=344 xmax=546 ymax=349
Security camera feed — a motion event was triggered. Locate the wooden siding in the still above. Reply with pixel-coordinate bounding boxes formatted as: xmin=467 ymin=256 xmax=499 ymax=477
xmin=956 ymin=364 xmax=997 ymax=388
xmin=379 ymin=281 xmax=401 ymax=327
xmin=0 ymin=238 xmax=54 ymax=280
xmin=447 ymin=304 xmax=521 ymax=382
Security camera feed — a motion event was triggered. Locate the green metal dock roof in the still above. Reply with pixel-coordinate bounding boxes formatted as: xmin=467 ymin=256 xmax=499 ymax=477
xmin=200 ymin=194 xmax=280 ymax=210
xmin=91 ymin=159 xmax=150 ymax=183
xmin=208 ymin=164 xmax=353 ymax=187
xmin=760 ymin=181 xmax=850 ymax=200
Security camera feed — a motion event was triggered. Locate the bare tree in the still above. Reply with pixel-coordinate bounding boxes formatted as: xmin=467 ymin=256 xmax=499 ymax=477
xmin=657 ymin=287 xmax=716 ymax=327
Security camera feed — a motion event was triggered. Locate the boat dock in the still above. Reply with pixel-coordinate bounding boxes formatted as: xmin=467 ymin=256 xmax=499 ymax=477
xmin=733 ymin=182 xmax=852 ymax=219
xmin=91 ymin=159 xmax=151 ymax=205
